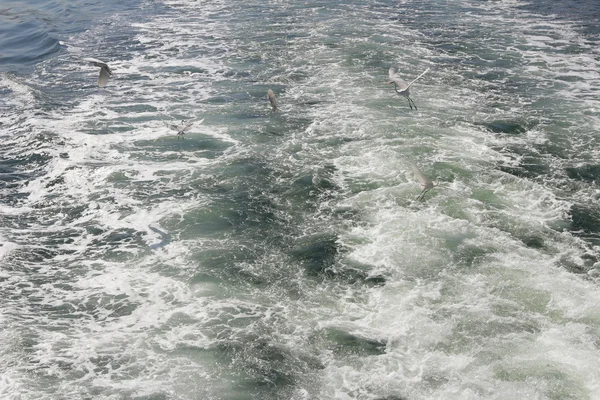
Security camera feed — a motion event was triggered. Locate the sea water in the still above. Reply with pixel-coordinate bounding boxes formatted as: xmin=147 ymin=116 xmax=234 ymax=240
xmin=1 ymin=0 xmax=600 ymax=399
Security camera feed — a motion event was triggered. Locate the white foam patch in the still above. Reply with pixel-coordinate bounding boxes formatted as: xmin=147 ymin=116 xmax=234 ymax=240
xmin=0 ymin=374 xmax=22 ymax=400
xmin=0 ymin=234 xmax=19 ymax=263
xmin=0 ymin=73 xmax=37 ymax=108
xmin=311 ymin=244 xmax=600 ymax=398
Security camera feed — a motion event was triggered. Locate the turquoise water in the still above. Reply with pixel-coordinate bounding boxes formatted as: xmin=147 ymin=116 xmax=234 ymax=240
xmin=1 ymin=0 xmax=600 ymax=399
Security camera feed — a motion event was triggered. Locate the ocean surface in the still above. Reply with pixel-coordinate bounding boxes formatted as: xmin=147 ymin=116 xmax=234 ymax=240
xmin=1 ymin=0 xmax=600 ymax=399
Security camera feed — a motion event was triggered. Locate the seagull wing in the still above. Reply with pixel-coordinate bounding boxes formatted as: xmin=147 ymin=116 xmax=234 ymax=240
xmin=98 ymin=66 xmax=111 ymax=87
xmin=84 ymin=58 xmax=112 ymax=87
xmin=267 ymin=89 xmax=278 ymax=111
xmin=84 ymin=57 xmax=109 ymax=69
xmin=405 ymin=68 xmax=430 ymax=90
xmin=411 ymin=164 xmax=433 ymax=190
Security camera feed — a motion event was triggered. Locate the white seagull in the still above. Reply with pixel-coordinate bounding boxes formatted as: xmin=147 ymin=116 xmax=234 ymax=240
xmin=412 ymin=164 xmax=437 ymax=201
xmin=84 ymin=57 xmax=113 ymax=87
xmin=148 ymin=226 xmax=171 ymax=249
xmin=164 ymin=118 xmax=204 ymax=140
xmin=388 ymin=67 xmax=430 ymax=110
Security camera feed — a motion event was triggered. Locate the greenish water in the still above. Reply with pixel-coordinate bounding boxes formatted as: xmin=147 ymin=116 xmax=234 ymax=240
xmin=1 ymin=0 xmax=600 ymax=399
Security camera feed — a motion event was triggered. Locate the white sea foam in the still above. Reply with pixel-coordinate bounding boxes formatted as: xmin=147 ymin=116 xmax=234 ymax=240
xmin=0 ymin=73 xmax=37 ymax=108
xmin=272 ymin=1 xmax=600 ymax=398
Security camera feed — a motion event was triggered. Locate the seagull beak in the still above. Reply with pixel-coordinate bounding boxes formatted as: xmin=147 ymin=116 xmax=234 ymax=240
xmin=387 ymin=81 xmax=394 ymax=84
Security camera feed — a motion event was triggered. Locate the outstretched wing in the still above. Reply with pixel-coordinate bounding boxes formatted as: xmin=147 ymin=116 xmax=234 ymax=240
xmin=164 ymin=119 xmax=203 ymax=132
xmin=84 ymin=57 xmax=109 ymax=69
xmin=405 ymin=67 xmax=430 ymax=90
xmin=411 ymin=164 xmax=433 ymax=190
xmin=98 ymin=66 xmax=111 ymax=87
xmin=267 ymin=89 xmax=278 ymax=111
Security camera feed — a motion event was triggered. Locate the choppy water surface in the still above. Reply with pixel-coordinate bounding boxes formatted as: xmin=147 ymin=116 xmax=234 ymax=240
xmin=1 ymin=0 xmax=600 ymax=399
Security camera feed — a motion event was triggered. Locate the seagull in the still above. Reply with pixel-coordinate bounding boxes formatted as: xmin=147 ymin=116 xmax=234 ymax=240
xmin=267 ymin=89 xmax=278 ymax=111
xmin=388 ymin=67 xmax=430 ymax=110
xmin=84 ymin=57 xmax=113 ymax=87
xmin=148 ymin=226 xmax=171 ymax=249
xmin=412 ymin=164 xmax=437 ymax=201
xmin=164 ymin=118 xmax=204 ymax=140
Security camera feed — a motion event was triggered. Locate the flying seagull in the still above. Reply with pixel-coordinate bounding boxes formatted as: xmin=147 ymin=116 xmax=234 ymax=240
xmin=412 ymin=164 xmax=437 ymax=201
xmin=148 ymin=226 xmax=171 ymax=249
xmin=164 ymin=118 xmax=204 ymax=140
xmin=388 ymin=67 xmax=430 ymax=110
xmin=84 ymin=57 xmax=113 ymax=87
xmin=267 ymin=89 xmax=278 ymax=111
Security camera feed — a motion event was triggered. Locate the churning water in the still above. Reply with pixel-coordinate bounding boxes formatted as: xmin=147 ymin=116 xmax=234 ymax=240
xmin=1 ymin=0 xmax=600 ymax=399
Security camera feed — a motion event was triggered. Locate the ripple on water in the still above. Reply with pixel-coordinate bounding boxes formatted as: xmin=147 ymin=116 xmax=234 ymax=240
xmin=477 ymin=119 xmax=530 ymax=135
xmin=0 ymin=19 xmax=61 ymax=71
xmin=493 ymin=142 xmax=551 ymax=179
xmin=496 ymin=158 xmax=550 ymax=179
xmin=567 ymin=204 xmax=600 ymax=245
xmin=565 ymin=164 xmax=600 ymax=183
xmin=316 ymin=327 xmax=386 ymax=357
xmin=290 ymin=233 xmax=339 ymax=276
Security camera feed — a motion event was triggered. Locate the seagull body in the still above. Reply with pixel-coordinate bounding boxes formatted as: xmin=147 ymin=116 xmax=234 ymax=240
xmin=165 ymin=118 xmax=204 ymax=140
xmin=84 ymin=57 xmax=112 ymax=87
xmin=388 ymin=67 xmax=430 ymax=110
xmin=267 ymin=89 xmax=278 ymax=111
xmin=412 ymin=164 xmax=436 ymax=201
